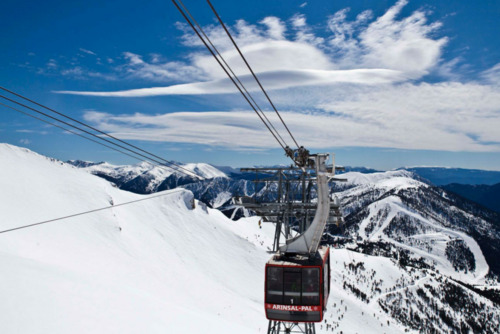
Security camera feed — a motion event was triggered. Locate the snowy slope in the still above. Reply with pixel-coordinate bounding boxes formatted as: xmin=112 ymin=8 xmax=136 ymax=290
xmin=0 ymin=144 xmax=266 ymax=334
xmin=79 ymin=160 xmax=227 ymax=180
xmin=71 ymin=159 xmax=228 ymax=194
xmin=338 ymin=171 xmax=491 ymax=285
xmin=326 ymin=247 xmax=500 ymax=334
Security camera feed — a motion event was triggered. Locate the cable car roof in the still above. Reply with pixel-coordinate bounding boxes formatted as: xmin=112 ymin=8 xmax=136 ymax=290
xmin=267 ymin=246 xmax=329 ymax=266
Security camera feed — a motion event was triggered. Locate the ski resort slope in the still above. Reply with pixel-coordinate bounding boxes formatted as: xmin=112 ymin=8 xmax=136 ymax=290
xmin=340 ymin=171 xmax=490 ymax=285
xmin=0 ymin=144 xmax=266 ymax=334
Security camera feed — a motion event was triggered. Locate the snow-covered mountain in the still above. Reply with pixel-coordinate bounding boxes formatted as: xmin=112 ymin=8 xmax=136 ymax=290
xmin=328 ymin=170 xmax=500 ymax=332
xmin=335 ymin=170 xmax=500 ymax=279
xmin=67 ymin=159 xmax=253 ymax=217
xmin=67 ymin=159 xmax=228 ymax=194
xmin=70 ymin=158 xmax=500 ymax=278
xmin=2 ymin=144 xmax=500 ymax=333
xmin=0 ymin=144 xmax=272 ymax=333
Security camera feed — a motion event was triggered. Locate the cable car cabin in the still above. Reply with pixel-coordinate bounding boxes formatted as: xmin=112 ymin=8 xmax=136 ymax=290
xmin=265 ymin=246 xmax=330 ymax=322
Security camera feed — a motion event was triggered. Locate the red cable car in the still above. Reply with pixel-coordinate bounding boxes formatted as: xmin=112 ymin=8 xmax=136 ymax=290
xmin=265 ymin=246 xmax=330 ymax=322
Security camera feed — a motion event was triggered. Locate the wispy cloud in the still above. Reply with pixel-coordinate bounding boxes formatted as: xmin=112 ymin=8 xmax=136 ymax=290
xmin=16 ymin=129 xmax=49 ymax=135
xmin=81 ymin=80 xmax=500 ymax=152
xmin=79 ymin=48 xmax=97 ymax=56
xmin=117 ymin=51 xmax=206 ymax=82
xmin=54 ymin=0 xmax=500 ymax=153
xmin=46 ymin=59 xmax=57 ymax=69
xmin=56 ymin=68 xmax=407 ymax=97
xmin=19 ymin=139 xmax=31 ymax=145
xmin=57 ymin=0 xmax=448 ymax=97
xmin=482 ymin=63 xmax=500 ymax=86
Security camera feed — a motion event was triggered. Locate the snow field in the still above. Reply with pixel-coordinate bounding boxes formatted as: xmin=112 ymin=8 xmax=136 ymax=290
xmin=0 ymin=144 xmax=267 ymax=333
xmin=338 ymin=169 xmax=489 ymax=285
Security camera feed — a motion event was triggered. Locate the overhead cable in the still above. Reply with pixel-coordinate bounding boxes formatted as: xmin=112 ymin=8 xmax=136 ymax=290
xmin=176 ymin=0 xmax=289 ymax=149
xmin=206 ymin=0 xmax=300 ymax=149
xmin=1 ymin=101 xmax=151 ymax=164
xmin=172 ymin=0 xmax=289 ymax=152
xmin=0 ymin=190 xmax=186 ymax=234
xmin=0 ymin=86 xmax=200 ymax=180
xmin=0 ymin=93 xmax=204 ymax=180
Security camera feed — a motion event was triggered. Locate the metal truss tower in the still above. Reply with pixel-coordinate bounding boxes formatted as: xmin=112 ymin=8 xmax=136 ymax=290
xmin=236 ymin=165 xmax=344 ymax=252
xmin=267 ymin=320 xmax=316 ymax=334
xmin=235 ymin=162 xmax=345 ymax=334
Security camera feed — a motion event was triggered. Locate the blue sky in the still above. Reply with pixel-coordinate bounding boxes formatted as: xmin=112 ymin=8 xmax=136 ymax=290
xmin=1 ymin=0 xmax=500 ymax=170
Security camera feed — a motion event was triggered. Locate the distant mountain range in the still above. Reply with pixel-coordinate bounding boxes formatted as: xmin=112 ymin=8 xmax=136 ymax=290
xmin=403 ymin=167 xmax=500 ymax=186
xmin=442 ymin=183 xmax=500 ymax=213
xmin=67 ymin=159 xmax=500 ymax=273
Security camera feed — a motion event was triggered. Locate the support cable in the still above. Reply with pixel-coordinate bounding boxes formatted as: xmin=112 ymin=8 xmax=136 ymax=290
xmin=0 ymin=190 xmax=186 ymax=234
xmin=0 ymin=94 xmax=203 ymax=180
xmin=0 ymin=86 xmax=199 ymax=179
xmin=206 ymin=0 xmax=301 ymax=149
xmin=1 ymin=101 xmax=153 ymax=164
xmin=176 ymin=0 xmax=288 ymax=149
xmin=172 ymin=0 xmax=288 ymax=152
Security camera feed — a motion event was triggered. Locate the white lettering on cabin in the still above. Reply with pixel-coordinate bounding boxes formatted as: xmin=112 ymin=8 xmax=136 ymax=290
xmin=271 ymin=305 xmax=313 ymax=312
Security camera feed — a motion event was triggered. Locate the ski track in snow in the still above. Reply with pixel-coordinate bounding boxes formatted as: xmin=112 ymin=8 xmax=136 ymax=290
xmin=350 ymin=179 xmax=489 ymax=285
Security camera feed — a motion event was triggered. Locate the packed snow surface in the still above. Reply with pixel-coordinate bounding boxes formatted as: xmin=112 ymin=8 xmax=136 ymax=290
xmin=341 ymin=170 xmax=424 ymax=190
xmin=0 ymin=144 xmax=264 ymax=333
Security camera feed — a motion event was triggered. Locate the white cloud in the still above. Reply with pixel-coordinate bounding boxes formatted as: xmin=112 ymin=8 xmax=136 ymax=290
xmin=46 ymin=59 xmax=57 ymax=69
xmin=291 ymin=14 xmax=306 ymax=28
xmin=359 ymin=0 xmax=447 ymax=76
xmin=53 ymin=1 xmax=500 ymax=153
xmin=16 ymin=129 xmax=48 ymax=135
xmin=79 ymin=48 xmax=97 ymax=56
xmin=315 ymin=81 xmax=500 ymax=151
xmin=292 ymin=14 xmax=325 ymax=46
xmin=119 ymin=52 xmax=207 ymax=82
xmin=81 ymin=79 xmax=500 ymax=152
xmin=260 ymin=17 xmax=286 ymax=40
xmin=482 ymin=63 xmax=500 ymax=86
xmin=56 ymin=68 xmax=406 ymax=97
xmin=59 ymin=0 xmax=446 ymax=96
xmin=326 ymin=8 xmax=372 ymax=65
xmin=19 ymin=139 xmax=31 ymax=145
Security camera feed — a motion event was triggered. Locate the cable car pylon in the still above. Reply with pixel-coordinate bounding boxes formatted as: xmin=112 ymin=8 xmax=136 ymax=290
xmin=236 ymin=151 xmax=345 ymax=334
xmin=268 ymin=320 xmax=316 ymax=334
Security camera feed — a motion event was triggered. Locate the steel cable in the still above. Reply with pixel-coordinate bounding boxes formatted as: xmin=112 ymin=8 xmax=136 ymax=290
xmin=172 ymin=0 xmax=289 ymax=152
xmin=0 ymin=190 xmax=186 ymax=234
xmin=206 ymin=0 xmax=300 ymax=149
xmin=0 ymin=94 xmax=203 ymax=180
xmin=0 ymin=86 xmax=199 ymax=179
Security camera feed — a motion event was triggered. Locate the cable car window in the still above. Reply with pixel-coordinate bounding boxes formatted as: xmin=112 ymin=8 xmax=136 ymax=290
xmin=302 ymin=268 xmax=320 ymax=305
xmin=283 ymin=271 xmax=301 ymax=305
xmin=266 ymin=267 xmax=283 ymax=304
